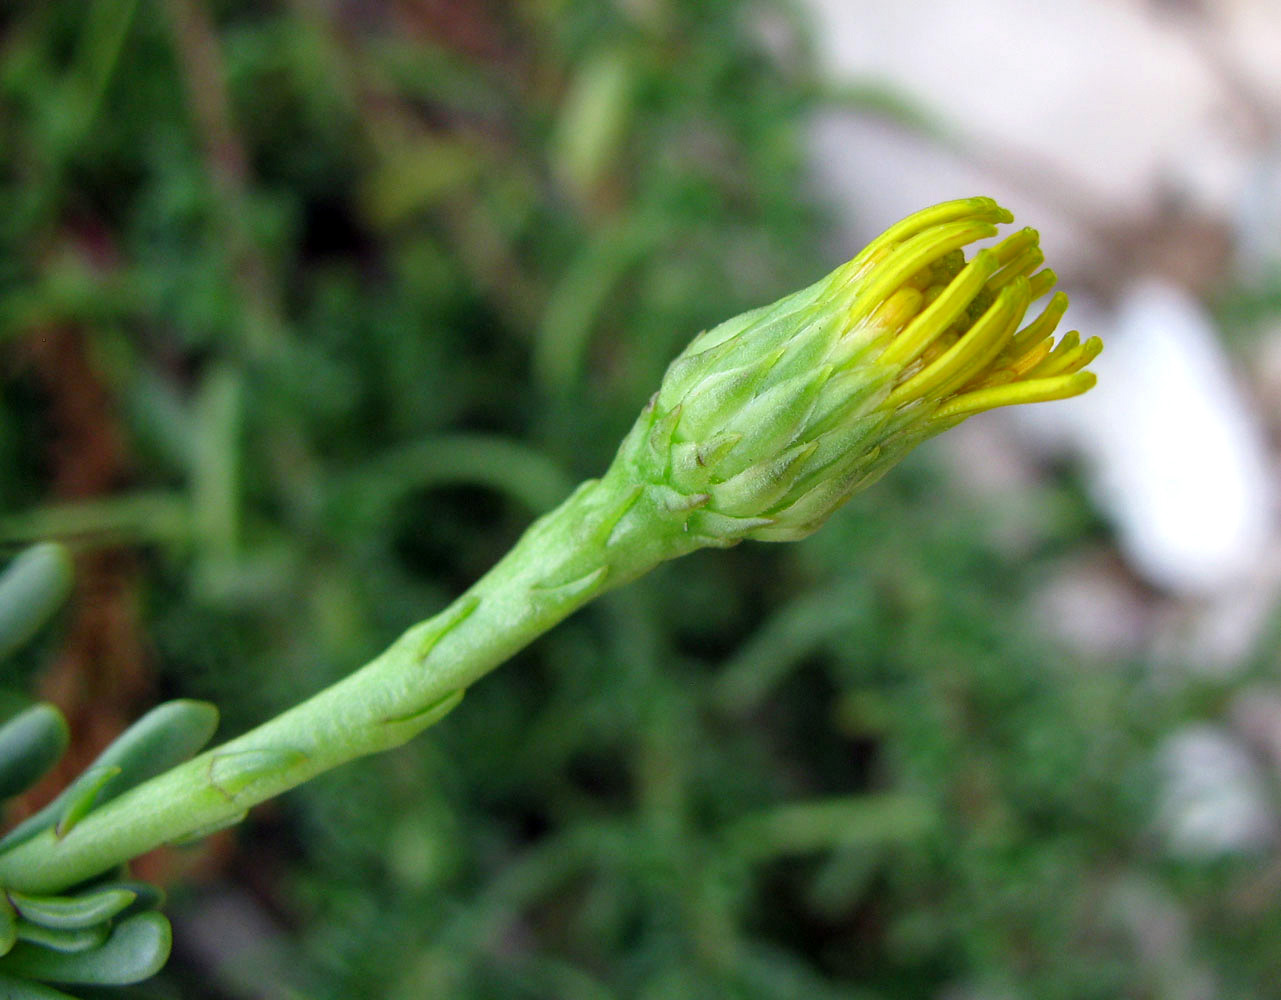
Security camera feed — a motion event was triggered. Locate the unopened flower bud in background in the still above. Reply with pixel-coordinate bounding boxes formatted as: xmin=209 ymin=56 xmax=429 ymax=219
xmin=617 ymin=197 xmax=1102 ymax=544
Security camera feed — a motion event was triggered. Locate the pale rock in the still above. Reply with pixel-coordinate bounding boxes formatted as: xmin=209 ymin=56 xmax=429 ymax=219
xmin=1230 ymin=687 xmax=1281 ymax=777
xmin=1157 ymin=724 xmax=1274 ymax=857
xmin=1032 ymin=552 xmax=1151 ymax=659
xmin=1052 ymin=281 xmax=1274 ymax=595
xmin=803 ymin=0 xmax=1277 ymax=271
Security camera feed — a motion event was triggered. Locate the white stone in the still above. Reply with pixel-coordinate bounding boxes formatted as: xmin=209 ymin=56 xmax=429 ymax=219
xmin=1068 ymin=281 xmax=1274 ymax=594
xmin=1157 ymin=725 xmax=1274 ymax=857
xmin=803 ymin=0 xmax=1280 ymax=271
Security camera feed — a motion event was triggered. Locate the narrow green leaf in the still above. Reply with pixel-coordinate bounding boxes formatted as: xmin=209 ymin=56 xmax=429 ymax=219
xmin=0 ymin=494 xmax=190 ymax=549
xmin=0 ymin=544 xmax=73 ymax=660
xmin=190 ymin=364 xmax=242 ymax=560
xmin=551 ymin=47 xmax=634 ymax=199
xmin=534 ymin=218 xmax=649 ymax=393
xmin=0 ymin=912 xmax=170 ymax=985
xmin=8 ymin=888 xmax=137 ymax=931
xmin=14 ymin=920 xmax=107 ymax=954
xmin=334 ymin=434 xmax=574 ymax=529
xmin=723 ymin=792 xmax=937 ymax=860
xmin=0 ymin=704 xmax=69 ymax=801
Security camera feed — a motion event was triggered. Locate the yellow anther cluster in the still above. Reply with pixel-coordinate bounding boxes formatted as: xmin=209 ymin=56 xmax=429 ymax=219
xmin=840 ymin=198 xmax=1101 ymax=422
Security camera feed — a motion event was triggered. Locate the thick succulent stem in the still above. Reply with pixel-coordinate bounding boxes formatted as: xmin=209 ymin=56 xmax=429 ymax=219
xmin=0 ymin=454 xmax=697 ymax=894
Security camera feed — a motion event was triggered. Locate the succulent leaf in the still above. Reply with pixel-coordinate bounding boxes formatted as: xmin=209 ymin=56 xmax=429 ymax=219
xmin=1 ymin=701 xmax=218 ymax=852
xmin=0 ymin=547 xmax=174 ymax=997
xmin=0 ymin=706 xmax=69 ymax=802
xmin=0 ymin=913 xmax=171 ymax=987
xmin=0 ymin=545 xmax=73 ymax=662
xmin=8 ymin=889 xmax=138 ymax=932
xmin=13 ymin=922 xmax=108 ymax=955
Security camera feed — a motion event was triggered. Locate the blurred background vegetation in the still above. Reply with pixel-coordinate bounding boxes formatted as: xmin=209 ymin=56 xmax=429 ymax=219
xmin=4 ymin=1 xmax=1281 ymax=998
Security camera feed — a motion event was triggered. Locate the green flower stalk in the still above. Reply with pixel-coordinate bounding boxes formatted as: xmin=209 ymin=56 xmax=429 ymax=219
xmin=0 ymin=198 xmax=1099 ymax=895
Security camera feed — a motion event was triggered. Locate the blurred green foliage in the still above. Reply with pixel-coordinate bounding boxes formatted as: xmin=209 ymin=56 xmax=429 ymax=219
xmin=4 ymin=1 xmax=1281 ymax=998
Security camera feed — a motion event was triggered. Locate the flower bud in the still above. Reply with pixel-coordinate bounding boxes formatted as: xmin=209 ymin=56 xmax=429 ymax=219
xmin=622 ymin=197 xmax=1101 ymax=544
